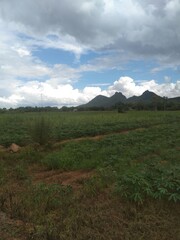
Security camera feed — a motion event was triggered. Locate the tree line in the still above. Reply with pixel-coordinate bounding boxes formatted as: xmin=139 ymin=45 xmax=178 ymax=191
xmin=0 ymin=99 xmax=179 ymax=113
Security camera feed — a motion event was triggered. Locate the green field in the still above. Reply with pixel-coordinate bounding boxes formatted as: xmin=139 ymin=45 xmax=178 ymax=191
xmin=0 ymin=110 xmax=179 ymax=146
xmin=0 ymin=111 xmax=180 ymax=239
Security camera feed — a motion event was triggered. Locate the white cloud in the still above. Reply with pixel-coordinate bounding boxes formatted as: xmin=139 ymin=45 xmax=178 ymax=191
xmin=108 ymin=77 xmax=146 ymax=97
xmin=29 ymin=34 xmax=88 ymax=58
xmin=107 ymin=76 xmax=180 ymax=98
xmin=0 ymin=78 xmax=107 ymax=108
xmin=0 ymin=20 xmax=82 ymax=85
xmin=0 ymin=1 xmax=179 ymax=108
xmin=13 ymin=47 xmax=31 ymax=57
xmin=0 ymin=0 xmax=180 ymax=62
xmin=0 ymin=0 xmax=179 ymax=77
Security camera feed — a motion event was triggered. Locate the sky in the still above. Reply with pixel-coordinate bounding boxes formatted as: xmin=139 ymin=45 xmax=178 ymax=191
xmin=0 ymin=0 xmax=180 ymax=108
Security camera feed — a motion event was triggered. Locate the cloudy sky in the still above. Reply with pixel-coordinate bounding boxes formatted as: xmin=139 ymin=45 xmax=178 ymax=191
xmin=0 ymin=0 xmax=180 ymax=108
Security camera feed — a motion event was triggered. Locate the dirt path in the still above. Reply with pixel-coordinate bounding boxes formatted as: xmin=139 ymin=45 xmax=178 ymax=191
xmin=29 ymin=128 xmax=144 ymax=187
xmin=53 ymin=127 xmax=146 ymax=148
xmin=30 ymin=167 xmax=94 ymax=189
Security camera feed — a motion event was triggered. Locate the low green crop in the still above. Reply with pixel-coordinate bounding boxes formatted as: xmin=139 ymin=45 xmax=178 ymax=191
xmin=114 ymin=163 xmax=180 ymax=203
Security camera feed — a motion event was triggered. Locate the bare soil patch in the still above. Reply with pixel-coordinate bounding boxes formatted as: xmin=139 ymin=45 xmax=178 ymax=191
xmin=30 ymin=166 xmax=94 ymax=189
xmin=53 ymin=127 xmax=146 ymax=148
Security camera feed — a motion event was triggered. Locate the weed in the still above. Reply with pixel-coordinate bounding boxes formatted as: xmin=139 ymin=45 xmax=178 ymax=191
xmin=2 ymin=182 xmax=73 ymax=222
xmin=19 ymin=146 xmax=43 ymax=163
xmin=14 ymin=164 xmax=29 ymax=180
xmin=80 ymin=167 xmax=114 ymax=197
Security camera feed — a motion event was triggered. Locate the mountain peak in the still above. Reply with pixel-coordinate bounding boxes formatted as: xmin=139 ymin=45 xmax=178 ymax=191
xmin=143 ymin=90 xmax=152 ymax=93
xmin=79 ymin=90 xmax=165 ymax=108
xmin=114 ymin=91 xmax=123 ymax=95
xmin=109 ymin=92 xmax=126 ymax=104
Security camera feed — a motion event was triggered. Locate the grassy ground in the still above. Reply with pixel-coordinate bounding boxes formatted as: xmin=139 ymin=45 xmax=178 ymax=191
xmin=0 ymin=111 xmax=179 ymax=239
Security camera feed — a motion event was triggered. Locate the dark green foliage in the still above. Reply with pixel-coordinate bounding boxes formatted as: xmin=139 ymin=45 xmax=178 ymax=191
xmin=30 ymin=116 xmax=52 ymax=145
xmin=0 ymin=115 xmax=30 ymax=146
xmin=115 ymin=163 xmax=180 ymax=203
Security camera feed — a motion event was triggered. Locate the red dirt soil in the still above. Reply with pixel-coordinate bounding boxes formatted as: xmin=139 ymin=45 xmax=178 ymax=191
xmin=30 ymin=166 xmax=94 ymax=189
xmin=53 ymin=127 xmax=146 ymax=148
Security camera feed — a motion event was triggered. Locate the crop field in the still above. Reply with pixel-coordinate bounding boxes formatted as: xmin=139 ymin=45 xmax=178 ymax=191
xmin=0 ymin=110 xmax=180 ymax=239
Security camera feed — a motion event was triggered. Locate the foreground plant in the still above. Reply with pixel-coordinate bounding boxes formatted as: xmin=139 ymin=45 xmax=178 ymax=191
xmin=114 ymin=162 xmax=180 ymax=203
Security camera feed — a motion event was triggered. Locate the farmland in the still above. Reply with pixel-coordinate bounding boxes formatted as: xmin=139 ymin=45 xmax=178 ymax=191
xmin=0 ymin=110 xmax=180 ymax=239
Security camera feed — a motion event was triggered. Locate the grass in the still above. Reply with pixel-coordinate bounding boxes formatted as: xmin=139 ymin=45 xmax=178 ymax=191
xmin=0 ymin=110 xmax=179 ymax=239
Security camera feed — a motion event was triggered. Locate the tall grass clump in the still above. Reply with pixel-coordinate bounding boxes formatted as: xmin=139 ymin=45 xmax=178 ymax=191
xmin=30 ymin=116 xmax=52 ymax=145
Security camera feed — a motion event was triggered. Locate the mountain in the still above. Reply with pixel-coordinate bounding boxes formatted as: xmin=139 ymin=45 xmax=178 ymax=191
xmin=78 ymin=90 xmax=179 ymax=109
xmin=168 ymin=97 xmax=180 ymax=103
xmin=127 ymin=90 xmax=162 ymax=103
xmin=79 ymin=92 xmax=127 ymax=108
xmin=108 ymin=92 xmax=127 ymax=106
xmin=80 ymin=95 xmax=110 ymax=108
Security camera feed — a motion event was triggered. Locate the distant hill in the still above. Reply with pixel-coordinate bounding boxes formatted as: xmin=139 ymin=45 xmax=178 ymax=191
xmin=168 ymin=97 xmax=180 ymax=103
xmin=81 ymin=95 xmax=110 ymax=108
xmin=79 ymin=90 xmax=169 ymax=109
xmin=79 ymin=92 xmax=127 ymax=108
xmin=108 ymin=92 xmax=127 ymax=106
xmin=127 ymin=90 xmax=162 ymax=103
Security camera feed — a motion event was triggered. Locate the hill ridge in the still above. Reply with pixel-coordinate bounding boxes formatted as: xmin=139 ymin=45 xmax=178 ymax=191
xmin=78 ymin=90 xmax=180 ymax=109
